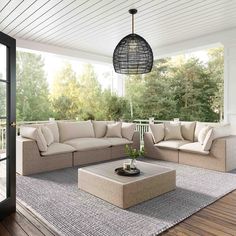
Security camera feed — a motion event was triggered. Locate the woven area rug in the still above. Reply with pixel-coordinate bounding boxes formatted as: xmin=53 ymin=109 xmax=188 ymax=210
xmin=16 ymin=159 xmax=236 ymax=236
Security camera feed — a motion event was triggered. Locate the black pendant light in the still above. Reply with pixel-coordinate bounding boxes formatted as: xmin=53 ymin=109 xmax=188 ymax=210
xmin=113 ymin=9 xmax=153 ymax=75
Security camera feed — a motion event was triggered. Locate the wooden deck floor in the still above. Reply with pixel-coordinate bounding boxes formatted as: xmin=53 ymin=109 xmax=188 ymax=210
xmin=0 ymin=191 xmax=236 ymax=236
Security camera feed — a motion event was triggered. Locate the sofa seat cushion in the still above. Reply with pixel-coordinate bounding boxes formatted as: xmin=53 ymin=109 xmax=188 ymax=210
xmin=179 ymin=142 xmax=209 ymax=155
xmin=64 ymin=138 xmax=111 ymax=151
xmin=155 ymin=140 xmax=190 ymax=150
xmin=103 ymin=138 xmax=133 ymax=146
xmin=41 ymin=143 xmax=76 ymax=156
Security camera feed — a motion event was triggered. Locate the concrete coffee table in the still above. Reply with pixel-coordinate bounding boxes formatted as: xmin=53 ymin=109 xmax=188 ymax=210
xmin=78 ymin=160 xmax=176 ymax=209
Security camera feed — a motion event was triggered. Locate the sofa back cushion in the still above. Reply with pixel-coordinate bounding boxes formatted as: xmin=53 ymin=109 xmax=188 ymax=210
xmin=198 ymin=125 xmax=212 ymax=145
xmin=212 ymin=124 xmax=231 ymax=140
xmin=202 ymin=129 xmax=214 ymax=151
xmin=106 ymin=122 xmax=122 ymax=138
xmin=121 ymin=122 xmax=136 ymax=141
xmin=44 ymin=122 xmax=59 ymax=143
xmin=149 ymin=123 xmax=164 ymax=143
xmin=164 ymin=122 xmax=183 ymax=141
xmin=92 ymin=121 xmax=114 ymax=138
xmin=194 ymin=122 xmax=220 ymax=142
xmin=202 ymin=124 xmax=231 ymax=151
xmin=41 ymin=126 xmax=54 ymax=146
xmin=58 ymin=121 xmax=95 ymax=142
xmin=20 ymin=126 xmax=47 ymax=152
xmin=181 ymin=122 xmax=196 ymax=141
xmin=25 ymin=122 xmax=59 ymax=143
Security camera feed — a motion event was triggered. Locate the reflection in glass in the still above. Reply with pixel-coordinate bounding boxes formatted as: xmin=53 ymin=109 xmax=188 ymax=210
xmin=0 ymin=160 xmax=6 ymax=201
xmin=0 ymin=119 xmax=6 ymax=201
xmin=0 ymin=82 xmax=6 ymax=117
xmin=0 ymin=44 xmax=6 ymax=81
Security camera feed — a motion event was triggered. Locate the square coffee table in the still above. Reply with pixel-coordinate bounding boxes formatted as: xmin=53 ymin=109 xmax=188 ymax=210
xmin=78 ymin=159 xmax=176 ymax=209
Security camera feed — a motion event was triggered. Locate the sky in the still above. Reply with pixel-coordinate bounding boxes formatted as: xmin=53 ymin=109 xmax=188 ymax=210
xmin=42 ymin=52 xmax=113 ymax=91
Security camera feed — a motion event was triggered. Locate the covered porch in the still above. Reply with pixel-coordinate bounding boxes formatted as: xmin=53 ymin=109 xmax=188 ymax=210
xmin=1 ymin=0 xmax=236 ymax=235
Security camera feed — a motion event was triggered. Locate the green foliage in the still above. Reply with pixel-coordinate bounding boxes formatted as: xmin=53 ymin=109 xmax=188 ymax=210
xmin=125 ymin=144 xmax=144 ymax=160
xmin=100 ymin=89 xmax=128 ymax=121
xmin=78 ymin=64 xmax=103 ymax=120
xmin=125 ymin=48 xmax=224 ymax=122
xmin=50 ymin=63 xmax=80 ymax=120
xmin=15 ymin=47 xmax=224 ymax=123
xmin=16 ymin=51 xmax=52 ymax=121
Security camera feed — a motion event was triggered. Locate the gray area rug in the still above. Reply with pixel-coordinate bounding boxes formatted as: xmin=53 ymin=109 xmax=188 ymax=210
xmin=16 ymin=159 xmax=236 ymax=236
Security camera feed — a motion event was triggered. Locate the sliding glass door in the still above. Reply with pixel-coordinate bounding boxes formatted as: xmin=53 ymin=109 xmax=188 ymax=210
xmin=0 ymin=31 xmax=16 ymax=220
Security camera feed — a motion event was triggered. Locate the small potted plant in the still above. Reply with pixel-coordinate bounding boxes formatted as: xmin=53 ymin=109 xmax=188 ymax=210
xmin=125 ymin=145 xmax=144 ymax=170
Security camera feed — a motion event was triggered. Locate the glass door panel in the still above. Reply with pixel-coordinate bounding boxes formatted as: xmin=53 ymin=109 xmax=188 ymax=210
xmin=0 ymin=82 xmax=6 ymax=117
xmin=0 ymin=44 xmax=6 ymax=81
xmin=0 ymin=44 xmax=7 ymax=202
xmin=0 ymin=120 xmax=6 ymax=201
xmin=0 ymin=31 xmax=16 ymax=220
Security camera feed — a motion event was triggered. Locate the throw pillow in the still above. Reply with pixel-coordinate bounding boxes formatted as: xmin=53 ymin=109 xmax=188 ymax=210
xmin=92 ymin=121 xmax=115 ymax=138
xmin=106 ymin=122 xmax=122 ymax=138
xmin=20 ymin=126 xmax=47 ymax=152
xmin=198 ymin=126 xmax=212 ymax=145
xmin=164 ymin=122 xmax=183 ymax=141
xmin=181 ymin=122 xmax=196 ymax=141
xmin=121 ymin=123 xmax=136 ymax=141
xmin=149 ymin=123 xmax=164 ymax=143
xmin=202 ymin=128 xmax=214 ymax=151
xmin=41 ymin=126 xmax=54 ymax=146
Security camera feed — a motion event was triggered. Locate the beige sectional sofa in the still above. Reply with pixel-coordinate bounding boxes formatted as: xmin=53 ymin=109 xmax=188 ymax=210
xmin=16 ymin=121 xmax=140 ymax=175
xmin=144 ymin=121 xmax=236 ymax=172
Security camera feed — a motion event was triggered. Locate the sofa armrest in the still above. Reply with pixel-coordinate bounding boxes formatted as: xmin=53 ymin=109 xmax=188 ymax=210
xmin=210 ymin=135 xmax=236 ymax=171
xmin=224 ymin=136 xmax=236 ymax=171
xmin=144 ymin=132 xmax=156 ymax=158
xmin=16 ymin=136 xmax=41 ymax=175
xmin=210 ymin=138 xmax=226 ymax=159
xmin=132 ymin=131 xmax=140 ymax=150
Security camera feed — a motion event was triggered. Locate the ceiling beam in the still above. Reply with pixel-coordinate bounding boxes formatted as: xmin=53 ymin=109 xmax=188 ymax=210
xmin=153 ymin=27 xmax=236 ymax=58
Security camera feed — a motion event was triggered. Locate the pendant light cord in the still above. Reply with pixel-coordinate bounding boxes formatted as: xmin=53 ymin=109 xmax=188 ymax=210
xmin=132 ymin=13 xmax=134 ymax=34
xmin=129 ymin=9 xmax=137 ymax=34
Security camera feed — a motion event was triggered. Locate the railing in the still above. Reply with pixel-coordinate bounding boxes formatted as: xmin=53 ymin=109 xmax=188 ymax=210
xmin=0 ymin=119 xmax=171 ymax=150
xmin=133 ymin=119 xmax=171 ymax=143
xmin=0 ymin=119 xmax=74 ymax=150
xmin=135 ymin=123 xmax=149 ymax=143
xmin=0 ymin=125 xmax=6 ymax=151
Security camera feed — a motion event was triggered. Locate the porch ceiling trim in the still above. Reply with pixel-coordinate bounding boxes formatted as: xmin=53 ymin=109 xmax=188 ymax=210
xmin=16 ymin=38 xmax=112 ymax=65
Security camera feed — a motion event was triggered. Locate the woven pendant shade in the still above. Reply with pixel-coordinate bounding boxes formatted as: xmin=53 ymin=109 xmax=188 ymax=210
xmin=113 ymin=9 xmax=153 ymax=74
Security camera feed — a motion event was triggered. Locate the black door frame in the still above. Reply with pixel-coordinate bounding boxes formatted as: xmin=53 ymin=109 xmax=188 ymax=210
xmin=0 ymin=31 xmax=16 ymax=220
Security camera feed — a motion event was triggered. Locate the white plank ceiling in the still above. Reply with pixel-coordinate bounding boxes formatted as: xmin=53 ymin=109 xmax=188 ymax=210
xmin=0 ymin=0 xmax=236 ymax=58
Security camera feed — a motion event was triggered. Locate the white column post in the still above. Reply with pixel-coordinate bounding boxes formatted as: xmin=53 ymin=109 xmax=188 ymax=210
xmin=223 ymin=42 xmax=236 ymax=134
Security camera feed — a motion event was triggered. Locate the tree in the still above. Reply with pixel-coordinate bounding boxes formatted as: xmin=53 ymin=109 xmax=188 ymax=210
xmin=170 ymin=58 xmax=218 ymax=121
xmin=50 ymin=63 xmax=80 ymax=119
xmin=101 ymin=89 xmax=128 ymax=121
xmin=124 ymin=51 xmax=222 ymax=122
xmin=125 ymin=58 xmax=178 ymax=120
xmin=78 ymin=64 xmax=103 ymax=120
xmin=16 ymin=51 xmax=51 ymax=121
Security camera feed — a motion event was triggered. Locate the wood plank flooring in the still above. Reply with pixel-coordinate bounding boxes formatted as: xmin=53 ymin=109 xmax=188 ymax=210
xmin=0 ymin=200 xmax=59 ymax=236
xmin=0 ymin=191 xmax=236 ymax=235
